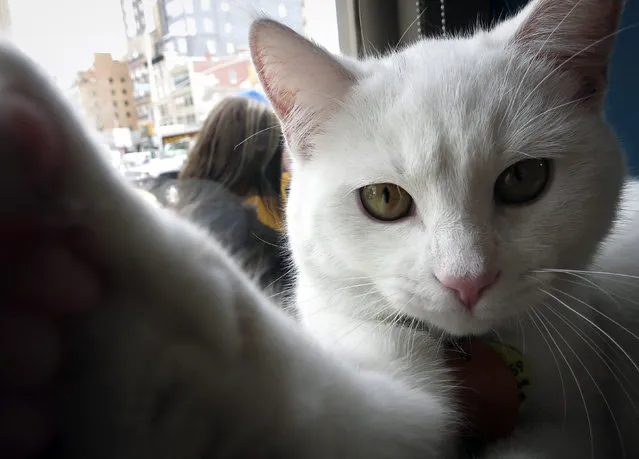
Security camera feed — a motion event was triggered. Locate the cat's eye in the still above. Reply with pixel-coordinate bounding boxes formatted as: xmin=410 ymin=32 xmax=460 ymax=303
xmin=359 ymin=183 xmax=413 ymax=221
xmin=494 ymin=159 xmax=551 ymax=205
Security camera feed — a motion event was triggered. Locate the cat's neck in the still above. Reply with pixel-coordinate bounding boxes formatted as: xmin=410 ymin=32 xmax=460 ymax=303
xmin=294 ymin=269 xmax=442 ymax=366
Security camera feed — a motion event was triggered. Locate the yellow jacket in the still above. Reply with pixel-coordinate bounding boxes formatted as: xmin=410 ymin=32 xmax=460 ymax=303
xmin=243 ymin=172 xmax=291 ymax=232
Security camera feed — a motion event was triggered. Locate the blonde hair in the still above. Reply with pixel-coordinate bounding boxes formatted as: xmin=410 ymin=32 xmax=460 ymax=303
xmin=179 ymin=96 xmax=284 ymax=219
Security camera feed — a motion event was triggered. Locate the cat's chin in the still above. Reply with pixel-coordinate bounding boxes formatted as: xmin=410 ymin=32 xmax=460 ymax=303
xmin=427 ymin=312 xmax=495 ymax=337
xmin=396 ymin=301 xmax=497 ymax=336
xmin=395 ymin=285 xmax=546 ymax=337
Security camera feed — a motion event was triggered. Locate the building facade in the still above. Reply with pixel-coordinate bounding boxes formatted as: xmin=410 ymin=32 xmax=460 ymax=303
xmin=72 ymin=54 xmax=139 ymax=135
xmin=157 ymin=0 xmax=304 ymax=59
xmin=152 ymin=52 xmax=252 ymax=131
xmin=119 ymin=0 xmax=303 ymax=145
xmin=0 ymin=0 xmax=11 ymax=35
xmin=121 ymin=0 xmax=149 ymax=40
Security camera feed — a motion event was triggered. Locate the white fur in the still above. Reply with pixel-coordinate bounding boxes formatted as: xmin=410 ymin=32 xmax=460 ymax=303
xmin=255 ymin=0 xmax=639 ymax=457
xmin=0 ymin=0 xmax=637 ymax=458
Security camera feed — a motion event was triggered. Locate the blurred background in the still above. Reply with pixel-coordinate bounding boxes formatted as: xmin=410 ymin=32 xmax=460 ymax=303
xmin=0 ymin=0 xmax=339 ymax=185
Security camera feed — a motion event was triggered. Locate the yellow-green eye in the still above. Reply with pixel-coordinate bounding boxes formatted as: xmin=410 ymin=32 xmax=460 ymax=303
xmin=494 ymin=159 xmax=551 ymax=205
xmin=359 ymin=183 xmax=413 ymax=221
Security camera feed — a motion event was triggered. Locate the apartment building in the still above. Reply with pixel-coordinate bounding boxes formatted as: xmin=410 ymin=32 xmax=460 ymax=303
xmin=72 ymin=53 xmax=139 ymax=134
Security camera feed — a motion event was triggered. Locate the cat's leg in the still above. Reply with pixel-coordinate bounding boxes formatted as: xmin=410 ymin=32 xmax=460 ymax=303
xmin=0 ymin=43 xmax=457 ymax=459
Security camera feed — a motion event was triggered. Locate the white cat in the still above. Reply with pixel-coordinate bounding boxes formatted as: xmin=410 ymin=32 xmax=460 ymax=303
xmin=1 ymin=0 xmax=638 ymax=457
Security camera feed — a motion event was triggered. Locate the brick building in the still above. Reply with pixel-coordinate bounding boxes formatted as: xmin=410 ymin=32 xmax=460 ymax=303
xmin=72 ymin=53 xmax=139 ymax=134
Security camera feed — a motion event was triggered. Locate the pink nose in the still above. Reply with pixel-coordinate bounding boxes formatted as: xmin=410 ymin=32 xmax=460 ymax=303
xmin=437 ymin=271 xmax=499 ymax=309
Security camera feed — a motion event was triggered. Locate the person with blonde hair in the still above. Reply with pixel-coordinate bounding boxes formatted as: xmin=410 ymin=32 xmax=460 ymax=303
xmin=173 ymin=95 xmax=290 ymax=291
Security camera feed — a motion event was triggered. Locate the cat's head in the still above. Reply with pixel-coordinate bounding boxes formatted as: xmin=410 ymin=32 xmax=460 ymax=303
xmin=250 ymin=0 xmax=626 ymax=336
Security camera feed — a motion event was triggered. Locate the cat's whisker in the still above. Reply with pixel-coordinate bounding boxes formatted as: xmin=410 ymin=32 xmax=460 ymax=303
xmin=496 ymin=43 xmax=523 ymax=131
xmin=546 ymin=285 xmax=639 ymax=349
xmin=395 ymin=7 xmax=428 ymax=50
xmin=510 ymin=94 xmax=593 ymax=141
xmin=290 ymin=283 xmax=383 ymax=319
xmin=248 ymin=232 xmax=288 ymax=250
xmin=535 ymin=268 xmax=639 ymax=281
xmin=557 ymin=276 xmax=639 ymax=308
xmin=526 ymin=309 xmax=567 ymax=428
xmin=536 ymin=306 xmax=625 ymax=458
xmin=557 ymin=271 xmax=624 ymax=308
xmin=502 ymin=149 xmax=536 ymax=159
xmin=539 ymin=289 xmax=639 ymax=379
xmin=544 ymin=301 xmax=639 ymax=416
xmin=329 ymin=300 xmax=394 ymax=347
xmin=505 ymin=0 xmax=586 ymax=128
xmin=513 ymin=21 xmax=639 ymax=122
xmin=530 ymin=307 xmax=595 ymax=458
xmin=540 ymin=278 xmax=637 ymax=364
xmin=337 ymin=295 xmax=410 ymax=350
xmin=234 ymin=124 xmax=282 ymax=150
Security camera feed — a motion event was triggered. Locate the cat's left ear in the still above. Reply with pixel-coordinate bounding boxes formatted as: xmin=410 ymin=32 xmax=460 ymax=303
xmin=503 ymin=0 xmax=622 ymax=106
xmin=249 ymin=19 xmax=356 ymax=160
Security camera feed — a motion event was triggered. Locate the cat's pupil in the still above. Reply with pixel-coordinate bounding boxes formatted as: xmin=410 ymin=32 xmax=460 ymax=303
xmin=513 ymin=165 xmax=524 ymax=182
xmin=382 ymin=186 xmax=391 ymax=204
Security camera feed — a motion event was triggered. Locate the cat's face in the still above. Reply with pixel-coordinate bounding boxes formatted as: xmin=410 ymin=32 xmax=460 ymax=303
xmin=251 ymin=0 xmax=625 ymax=335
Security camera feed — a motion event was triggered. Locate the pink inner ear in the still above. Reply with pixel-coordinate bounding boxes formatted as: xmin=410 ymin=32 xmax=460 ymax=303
xmin=250 ymin=45 xmax=297 ymax=121
xmin=515 ymin=0 xmax=622 ymax=65
xmin=512 ymin=0 xmax=622 ymax=105
xmin=249 ymin=19 xmax=357 ymax=160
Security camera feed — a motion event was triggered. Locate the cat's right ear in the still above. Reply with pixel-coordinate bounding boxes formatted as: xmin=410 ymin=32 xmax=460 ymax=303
xmin=249 ymin=19 xmax=356 ymax=160
xmin=498 ymin=0 xmax=622 ymax=107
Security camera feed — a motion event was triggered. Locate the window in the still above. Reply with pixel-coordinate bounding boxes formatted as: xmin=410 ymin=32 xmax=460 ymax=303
xmin=113 ymin=101 xmax=118 ymax=107
xmin=203 ymin=18 xmax=214 ymax=33
xmin=226 ymin=42 xmax=235 ymax=54
xmin=126 ymin=112 xmax=132 ymax=118
xmin=178 ymin=38 xmax=188 ymax=54
xmin=278 ymin=4 xmax=287 ymax=18
xmin=92 ymin=89 xmax=97 ymax=96
xmin=224 ymin=22 xmax=232 ymax=33
xmin=169 ymin=19 xmax=187 ymax=36
xmin=201 ymin=0 xmax=210 ymax=10
xmin=120 ymin=77 xmax=126 ymax=83
xmin=299 ymin=0 xmax=340 ymax=54
xmin=183 ymin=0 xmax=194 ymax=14
xmin=220 ymin=2 xmax=229 ymax=12
xmin=109 ymin=77 xmax=114 ymax=83
xmin=186 ymin=17 xmax=197 ymax=35
xmin=165 ymin=0 xmax=182 ymax=18
xmin=122 ymin=89 xmax=128 ymax=95
xmin=124 ymin=100 xmax=129 ymax=106
xmin=186 ymin=114 xmax=196 ymax=124
xmin=172 ymin=71 xmax=190 ymax=88
xmin=114 ymin=112 xmax=119 ymax=118
xmin=228 ymin=69 xmax=237 ymax=85
xmin=164 ymin=41 xmax=176 ymax=54
xmin=206 ymin=39 xmax=216 ymax=54
xmin=111 ymin=89 xmax=116 ymax=95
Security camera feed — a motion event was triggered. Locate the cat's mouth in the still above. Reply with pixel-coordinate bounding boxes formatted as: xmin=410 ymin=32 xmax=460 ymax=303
xmin=389 ymin=273 xmax=551 ymax=337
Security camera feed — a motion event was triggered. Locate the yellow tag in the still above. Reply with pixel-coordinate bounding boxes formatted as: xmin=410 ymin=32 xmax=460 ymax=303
xmin=483 ymin=341 xmax=531 ymax=404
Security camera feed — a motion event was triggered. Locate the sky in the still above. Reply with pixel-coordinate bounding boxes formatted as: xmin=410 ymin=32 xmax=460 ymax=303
xmin=9 ymin=0 xmax=128 ymax=88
